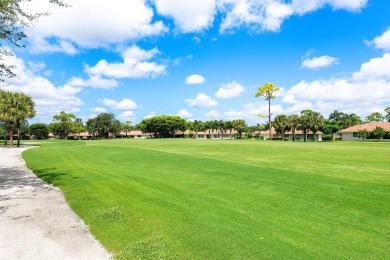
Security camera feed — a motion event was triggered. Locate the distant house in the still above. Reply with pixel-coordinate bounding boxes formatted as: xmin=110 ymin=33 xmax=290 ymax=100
xmin=258 ymin=128 xmax=323 ymax=141
xmin=339 ymin=122 xmax=390 ymax=141
xmin=116 ymin=130 xmax=149 ymax=138
xmin=195 ymin=129 xmax=240 ymax=139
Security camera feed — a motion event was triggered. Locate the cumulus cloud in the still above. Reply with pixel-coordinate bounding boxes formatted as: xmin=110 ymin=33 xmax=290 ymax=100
xmin=22 ymin=0 xmax=167 ymax=50
xmin=218 ymin=0 xmax=367 ymax=33
xmin=369 ymin=27 xmax=390 ymax=51
xmin=178 ymin=109 xmax=193 ymax=119
xmin=90 ymin=107 xmax=107 ymax=113
xmin=85 ymin=45 xmax=166 ymax=79
xmin=2 ymin=53 xmax=83 ymax=122
xmin=102 ymin=98 xmax=139 ymax=110
xmin=118 ymin=111 xmax=136 ymax=122
xmin=154 ymin=0 xmax=216 ymax=32
xmin=205 ymin=110 xmax=221 ymax=119
xmin=68 ymin=75 xmax=118 ymax=89
xmin=185 ymin=93 xmax=218 ymax=108
xmin=283 ymin=53 xmax=390 ymax=117
xmin=301 ymin=55 xmax=339 ymax=70
xmin=185 ymin=74 xmax=206 ymax=84
xmin=215 ymin=81 xmax=244 ymax=98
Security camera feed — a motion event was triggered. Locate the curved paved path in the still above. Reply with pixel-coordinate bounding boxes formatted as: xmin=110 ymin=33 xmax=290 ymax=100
xmin=0 ymin=146 xmax=111 ymax=259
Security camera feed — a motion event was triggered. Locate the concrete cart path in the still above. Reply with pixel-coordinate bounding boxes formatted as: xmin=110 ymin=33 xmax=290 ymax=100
xmin=0 ymin=146 xmax=111 ymax=260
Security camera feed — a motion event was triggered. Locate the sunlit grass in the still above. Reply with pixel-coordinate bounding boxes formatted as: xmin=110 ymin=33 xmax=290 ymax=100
xmin=23 ymin=139 xmax=390 ymax=259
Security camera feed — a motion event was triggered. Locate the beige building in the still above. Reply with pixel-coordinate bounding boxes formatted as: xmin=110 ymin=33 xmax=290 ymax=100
xmin=339 ymin=122 xmax=390 ymax=141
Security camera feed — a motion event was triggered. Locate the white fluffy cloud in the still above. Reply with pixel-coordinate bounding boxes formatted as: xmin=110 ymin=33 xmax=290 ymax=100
xmin=178 ymin=109 xmax=193 ymax=119
xmin=85 ymin=45 xmax=166 ymax=79
xmin=144 ymin=112 xmax=157 ymax=119
xmin=102 ymin=98 xmax=139 ymax=110
xmin=68 ymin=75 xmax=118 ymax=89
xmin=154 ymin=0 xmax=216 ymax=32
xmin=118 ymin=111 xmax=136 ymax=122
xmin=22 ymin=0 xmax=167 ymax=50
xmin=283 ymin=53 xmax=390 ymax=117
xmin=185 ymin=93 xmax=218 ymax=108
xmin=205 ymin=110 xmax=221 ymax=119
xmin=2 ymin=53 xmax=83 ymax=122
xmin=215 ymin=81 xmax=244 ymax=98
xmin=186 ymin=74 xmax=206 ymax=85
xmin=218 ymin=0 xmax=367 ymax=33
xmin=370 ymin=27 xmax=390 ymax=51
xmin=301 ymin=55 xmax=339 ymax=70
xmin=90 ymin=107 xmax=107 ymax=113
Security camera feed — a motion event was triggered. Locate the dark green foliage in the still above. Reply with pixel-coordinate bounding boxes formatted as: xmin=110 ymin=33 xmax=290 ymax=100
xmin=29 ymin=123 xmax=49 ymax=139
xmin=138 ymin=115 xmax=186 ymax=138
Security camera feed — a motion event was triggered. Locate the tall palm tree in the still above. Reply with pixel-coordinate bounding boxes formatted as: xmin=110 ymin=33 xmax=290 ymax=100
xmin=255 ymin=82 xmax=280 ymax=140
xmin=122 ymin=120 xmax=132 ymax=137
xmin=298 ymin=110 xmax=312 ymax=142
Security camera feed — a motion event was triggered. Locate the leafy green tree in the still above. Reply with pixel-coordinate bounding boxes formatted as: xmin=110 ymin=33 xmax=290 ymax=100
xmin=273 ymin=114 xmax=290 ymax=140
xmin=138 ymin=115 xmax=186 ymax=138
xmin=365 ymin=112 xmax=384 ymax=122
xmin=255 ymin=82 xmax=280 ymax=140
xmin=339 ymin=113 xmax=362 ymax=129
xmin=52 ymin=111 xmax=76 ymax=139
xmin=323 ymin=120 xmax=339 ymax=141
xmin=224 ymin=120 xmax=234 ymax=138
xmin=187 ymin=120 xmax=202 ymax=138
xmin=0 ymin=90 xmax=35 ymax=147
xmin=372 ymin=126 xmax=386 ymax=141
xmin=357 ymin=129 xmax=369 ymax=141
xmin=232 ymin=119 xmax=247 ymax=139
xmin=29 ymin=123 xmax=49 ymax=139
xmin=86 ymin=118 xmax=97 ymax=139
xmin=93 ymin=113 xmax=120 ymax=139
xmin=1 ymin=0 xmax=66 ymax=83
xmin=385 ymin=107 xmax=390 ymax=122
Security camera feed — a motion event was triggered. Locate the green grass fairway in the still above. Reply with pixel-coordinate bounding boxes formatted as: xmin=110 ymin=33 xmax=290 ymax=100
xmin=22 ymin=139 xmax=390 ymax=259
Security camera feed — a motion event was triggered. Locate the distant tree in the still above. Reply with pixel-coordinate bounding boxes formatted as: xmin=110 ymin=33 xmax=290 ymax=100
xmin=340 ymin=113 xmax=362 ymax=129
xmin=273 ymin=114 xmax=290 ymax=140
xmin=74 ymin=118 xmax=85 ymax=140
xmin=202 ymin=120 xmax=213 ymax=139
xmin=323 ymin=120 xmax=339 ymax=141
xmin=372 ymin=126 xmax=386 ymax=141
xmin=308 ymin=111 xmax=325 ymax=141
xmin=232 ymin=119 xmax=247 ymax=139
xmin=189 ymin=120 xmax=203 ymax=139
xmin=93 ymin=113 xmax=119 ymax=139
xmin=255 ymin=82 xmax=280 ymax=140
xmin=298 ymin=110 xmax=312 ymax=142
xmin=288 ymin=114 xmax=300 ymax=141
xmin=138 ymin=115 xmax=186 ymax=138
xmin=52 ymin=111 xmax=76 ymax=139
xmin=122 ymin=120 xmax=132 ymax=137
xmin=224 ymin=120 xmax=234 ymax=138
xmin=357 ymin=129 xmax=369 ymax=141
xmin=385 ymin=107 xmax=390 ymax=122
xmin=29 ymin=123 xmax=49 ymax=139
xmin=365 ymin=112 xmax=384 ymax=122
xmin=86 ymin=118 xmax=97 ymax=139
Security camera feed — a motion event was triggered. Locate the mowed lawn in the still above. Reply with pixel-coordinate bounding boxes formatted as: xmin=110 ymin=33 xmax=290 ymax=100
xmin=22 ymin=139 xmax=390 ymax=259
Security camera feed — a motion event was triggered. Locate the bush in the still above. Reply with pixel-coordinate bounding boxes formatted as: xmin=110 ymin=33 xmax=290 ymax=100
xmin=322 ymin=134 xmax=333 ymax=141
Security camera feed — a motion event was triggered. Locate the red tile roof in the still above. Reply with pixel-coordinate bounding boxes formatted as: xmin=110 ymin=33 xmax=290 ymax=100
xmin=339 ymin=122 xmax=390 ymax=133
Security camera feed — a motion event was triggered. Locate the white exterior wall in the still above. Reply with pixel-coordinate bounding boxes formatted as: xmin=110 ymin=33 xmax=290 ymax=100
xmin=341 ymin=133 xmax=359 ymax=141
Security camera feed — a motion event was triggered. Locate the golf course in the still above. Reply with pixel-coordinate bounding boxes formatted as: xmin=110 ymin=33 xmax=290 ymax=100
xmin=22 ymin=139 xmax=390 ymax=259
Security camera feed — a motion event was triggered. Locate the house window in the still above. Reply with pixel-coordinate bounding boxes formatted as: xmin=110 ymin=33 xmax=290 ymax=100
xmin=353 ymin=132 xmax=358 ymax=137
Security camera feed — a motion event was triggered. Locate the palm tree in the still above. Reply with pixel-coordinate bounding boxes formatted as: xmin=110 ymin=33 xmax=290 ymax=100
xmin=0 ymin=91 xmax=35 ymax=147
xmin=298 ymin=110 xmax=312 ymax=142
xmin=255 ymin=82 xmax=280 ymax=140
xmin=122 ymin=120 xmax=132 ymax=137
xmin=308 ymin=111 xmax=325 ymax=141
xmin=273 ymin=115 xmax=290 ymax=140
xmin=74 ymin=118 xmax=84 ymax=140
xmin=288 ymin=114 xmax=300 ymax=141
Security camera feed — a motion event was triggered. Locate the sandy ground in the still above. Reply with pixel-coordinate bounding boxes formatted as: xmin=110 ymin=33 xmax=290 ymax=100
xmin=0 ymin=146 xmax=112 ymax=260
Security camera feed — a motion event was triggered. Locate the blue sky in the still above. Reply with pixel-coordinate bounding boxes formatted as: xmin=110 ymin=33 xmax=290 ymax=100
xmin=3 ymin=0 xmax=390 ymax=125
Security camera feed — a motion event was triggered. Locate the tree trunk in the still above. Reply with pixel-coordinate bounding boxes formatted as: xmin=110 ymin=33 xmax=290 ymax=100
xmin=268 ymin=98 xmax=272 ymax=140
xmin=17 ymin=129 xmax=21 ymax=147
xmin=292 ymin=128 xmax=296 ymax=141
xmin=9 ymin=124 xmax=14 ymax=148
